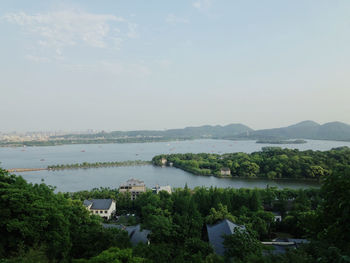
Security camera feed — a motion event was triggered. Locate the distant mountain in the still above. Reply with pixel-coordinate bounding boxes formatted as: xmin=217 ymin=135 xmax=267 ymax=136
xmin=56 ymin=124 xmax=253 ymax=140
xmin=49 ymin=121 xmax=350 ymax=143
xmin=238 ymin=121 xmax=350 ymax=141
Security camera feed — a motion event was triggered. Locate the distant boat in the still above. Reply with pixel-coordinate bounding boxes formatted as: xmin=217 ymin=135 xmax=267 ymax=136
xmin=40 ymin=159 xmax=45 ymax=161
xmin=81 ymin=150 xmax=85 ymax=152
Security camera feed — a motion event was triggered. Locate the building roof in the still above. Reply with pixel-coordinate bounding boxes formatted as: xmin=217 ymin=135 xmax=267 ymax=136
xmin=83 ymin=200 xmax=93 ymax=207
xmin=152 ymin=185 xmax=172 ymax=194
xmin=120 ymin=178 xmax=145 ymax=187
xmin=263 ymin=239 xmax=309 ymax=255
xmin=102 ymin=223 xmax=124 ymax=230
xmin=125 ymin=224 xmax=151 ymax=246
xmin=83 ymin=199 xmax=113 ymax=210
xmin=102 ymin=224 xmax=151 ymax=246
xmin=206 ymin=219 xmax=246 ymax=256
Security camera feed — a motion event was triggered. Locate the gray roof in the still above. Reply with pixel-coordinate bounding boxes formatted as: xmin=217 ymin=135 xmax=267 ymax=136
xmin=102 ymin=223 xmax=124 ymax=230
xmin=206 ymin=219 xmax=246 ymax=256
xmin=125 ymin=224 xmax=151 ymax=246
xmin=264 ymin=239 xmax=309 ymax=255
xmin=83 ymin=199 xmax=113 ymax=210
xmin=102 ymin=223 xmax=150 ymax=246
xmin=83 ymin=200 xmax=92 ymax=207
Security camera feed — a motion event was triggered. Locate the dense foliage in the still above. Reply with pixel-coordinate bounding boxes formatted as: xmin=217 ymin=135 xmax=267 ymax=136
xmin=153 ymin=147 xmax=350 ymax=179
xmin=48 ymin=160 xmax=151 ymax=170
xmin=1 ymin=162 xmax=350 ymax=262
xmin=0 ymin=168 xmax=136 ymax=262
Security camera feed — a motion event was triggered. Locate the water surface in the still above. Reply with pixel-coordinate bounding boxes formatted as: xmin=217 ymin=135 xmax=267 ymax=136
xmin=2 ymin=139 xmax=348 ymax=191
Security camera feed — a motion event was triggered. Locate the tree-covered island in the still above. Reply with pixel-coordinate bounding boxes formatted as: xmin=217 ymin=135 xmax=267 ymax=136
xmin=152 ymin=147 xmax=350 ymax=180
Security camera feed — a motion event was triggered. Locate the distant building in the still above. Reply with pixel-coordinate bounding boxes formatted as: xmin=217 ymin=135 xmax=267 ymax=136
xmin=119 ymin=178 xmax=146 ymax=200
xmin=103 ymin=223 xmax=151 ymax=246
xmin=206 ymin=219 xmax=246 ymax=256
xmin=220 ymin=167 xmax=231 ymax=176
xmin=83 ymin=199 xmax=116 ymax=220
xmin=152 ymin=184 xmax=172 ymax=194
xmin=161 ymin=158 xmax=167 ymax=166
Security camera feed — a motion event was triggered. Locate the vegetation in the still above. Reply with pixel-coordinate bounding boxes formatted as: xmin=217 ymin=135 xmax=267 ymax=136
xmin=48 ymin=160 xmax=151 ymax=170
xmin=240 ymin=120 xmax=350 ymax=141
xmin=152 ymin=146 xmax=350 ymax=179
xmin=0 ymin=168 xmax=136 ymax=262
xmin=1 ymin=162 xmax=350 ymax=262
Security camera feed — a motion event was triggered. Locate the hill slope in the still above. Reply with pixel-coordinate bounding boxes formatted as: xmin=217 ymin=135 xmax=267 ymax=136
xmin=238 ymin=121 xmax=350 ymax=141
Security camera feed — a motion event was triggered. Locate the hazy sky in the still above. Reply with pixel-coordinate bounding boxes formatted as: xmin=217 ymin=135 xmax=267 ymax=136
xmin=1 ymin=0 xmax=350 ymax=132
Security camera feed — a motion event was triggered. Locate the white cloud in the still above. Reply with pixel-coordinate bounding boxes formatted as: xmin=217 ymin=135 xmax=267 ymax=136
xmin=193 ymin=0 xmax=212 ymax=10
xmin=25 ymin=54 xmax=50 ymax=63
xmin=166 ymin=14 xmax=189 ymax=25
xmin=3 ymin=10 xmax=138 ymax=59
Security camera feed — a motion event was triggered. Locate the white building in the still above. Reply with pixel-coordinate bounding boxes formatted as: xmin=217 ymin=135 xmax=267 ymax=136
xmin=152 ymin=185 xmax=172 ymax=194
xmin=83 ymin=199 xmax=116 ymax=220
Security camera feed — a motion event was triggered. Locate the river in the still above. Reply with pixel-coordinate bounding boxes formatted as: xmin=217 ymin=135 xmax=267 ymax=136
xmin=1 ymin=139 xmax=349 ymax=192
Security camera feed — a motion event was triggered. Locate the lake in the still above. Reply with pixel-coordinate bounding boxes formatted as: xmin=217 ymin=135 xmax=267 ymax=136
xmin=2 ymin=139 xmax=350 ymax=191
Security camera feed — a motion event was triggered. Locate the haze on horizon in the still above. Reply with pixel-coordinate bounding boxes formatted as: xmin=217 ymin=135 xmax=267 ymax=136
xmin=1 ymin=0 xmax=349 ymax=133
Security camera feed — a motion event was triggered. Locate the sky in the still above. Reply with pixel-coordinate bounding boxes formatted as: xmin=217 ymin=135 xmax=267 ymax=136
xmin=1 ymin=0 xmax=350 ymax=132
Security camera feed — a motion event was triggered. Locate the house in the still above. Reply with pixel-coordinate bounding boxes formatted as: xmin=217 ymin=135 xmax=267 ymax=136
xmin=152 ymin=184 xmax=172 ymax=194
xmin=103 ymin=223 xmax=151 ymax=246
xmin=119 ymin=178 xmax=146 ymax=200
xmin=83 ymin=199 xmax=116 ymax=220
xmin=220 ymin=167 xmax=231 ymax=176
xmin=206 ymin=219 xmax=246 ymax=256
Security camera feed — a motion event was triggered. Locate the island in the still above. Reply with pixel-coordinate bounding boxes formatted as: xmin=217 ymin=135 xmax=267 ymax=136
xmin=152 ymin=146 xmax=350 ymax=180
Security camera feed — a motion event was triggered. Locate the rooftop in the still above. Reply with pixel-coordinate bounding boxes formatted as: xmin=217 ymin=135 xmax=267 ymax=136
xmin=206 ymin=219 xmax=246 ymax=256
xmin=120 ymin=178 xmax=145 ymax=187
xmin=83 ymin=199 xmax=113 ymax=210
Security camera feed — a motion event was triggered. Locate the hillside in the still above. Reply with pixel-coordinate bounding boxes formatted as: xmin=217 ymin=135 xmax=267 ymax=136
xmin=238 ymin=121 xmax=350 ymax=141
xmin=54 ymin=124 xmax=254 ymax=140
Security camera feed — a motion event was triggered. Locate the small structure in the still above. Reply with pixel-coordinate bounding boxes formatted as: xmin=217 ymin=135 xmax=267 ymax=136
xmin=206 ymin=219 xmax=246 ymax=256
xmin=152 ymin=184 xmax=172 ymax=194
xmin=126 ymin=224 xmax=151 ymax=246
xmin=262 ymin=238 xmax=309 ymax=255
xmin=83 ymin=199 xmax=116 ymax=220
xmin=220 ymin=167 xmax=231 ymax=176
xmin=272 ymin=212 xmax=282 ymax=222
xmin=103 ymin=224 xmax=151 ymax=246
xmin=119 ymin=178 xmax=146 ymax=200
xmin=161 ymin=158 xmax=167 ymax=166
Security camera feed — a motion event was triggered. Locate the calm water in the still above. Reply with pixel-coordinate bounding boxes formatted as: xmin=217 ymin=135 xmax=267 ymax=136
xmin=2 ymin=139 xmax=349 ymax=192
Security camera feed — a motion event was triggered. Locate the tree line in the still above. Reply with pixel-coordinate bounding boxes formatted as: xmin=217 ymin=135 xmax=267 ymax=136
xmin=48 ymin=160 xmax=151 ymax=170
xmin=152 ymin=146 xmax=350 ymax=179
